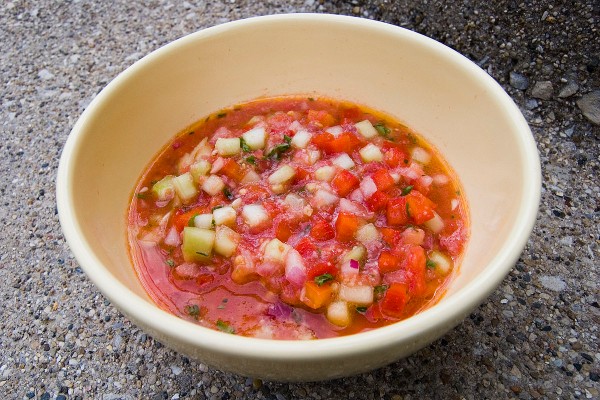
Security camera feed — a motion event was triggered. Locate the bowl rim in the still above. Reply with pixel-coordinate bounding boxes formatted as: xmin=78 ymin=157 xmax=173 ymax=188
xmin=56 ymin=13 xmax=541 ymax=363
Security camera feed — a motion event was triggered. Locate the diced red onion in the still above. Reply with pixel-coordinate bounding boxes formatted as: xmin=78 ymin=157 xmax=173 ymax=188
xmin=349 ymin=259 xmax=359 ymax=269
xmin=338 ymin=198 xmax=374 ymax=219
xmin=210 ymin=157 xmax=225 ymax=174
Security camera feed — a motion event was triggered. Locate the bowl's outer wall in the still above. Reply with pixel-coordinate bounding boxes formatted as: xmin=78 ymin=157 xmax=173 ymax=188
xmin=58 ymin=14 xmax=540 ymax=381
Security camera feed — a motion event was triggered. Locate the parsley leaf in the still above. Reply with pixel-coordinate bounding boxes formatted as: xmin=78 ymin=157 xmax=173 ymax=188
xmin=223 ymin=187 xmax=234 ymax=200
xmin=188 ymin=213 xmax=199 ymax=227
xmin=374 ymin=123 xmax=392 ymax=139
xmin=355 ymin=306 xmax=368 ymax=313
xmin=401 ymin=185 xmax=413 ymax=196
xmin=165 ymin=259 xmax=175 ymax=268
xmin=373 ymin=284 xmax=388 ymax=299
xmin=245 ymin=155 xmax=256 ymax=165
xmin=136 ymin=192 xmax=147 ymax=199
xmin=216 ymin=319 xmax=235 ymax=334
xmin=217 ymin=112 xmax=227 ymax=118
xmin=426 ymin=259 xmax=437 ymax=269
xmin=314 ymin=273 xmax=334 ymax=286
xmin=185 ymin=304 xmax=200 ymax=319
xmin=196 ymin=251 xmax=209 ymax=257
xmin=266 ymin=135 xmax=293 ymax=160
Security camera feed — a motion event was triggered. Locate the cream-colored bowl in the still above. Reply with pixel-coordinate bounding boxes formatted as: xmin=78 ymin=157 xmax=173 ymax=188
xmin=57 ymin=14 xmax=540 ymax=381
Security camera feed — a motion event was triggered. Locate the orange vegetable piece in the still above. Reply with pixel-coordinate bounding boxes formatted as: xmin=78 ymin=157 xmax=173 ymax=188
xmin=335 ymin=213 xmax=359 ymax=242
xmin=310 ymin=219 xmax=335 ymax=241
xmin=331 ymin=170 xmax=360 ymax=197
xmin=371 ymin=169 xmax=395 ymax=191
xmin=386 ymin=197 xmax=409 ymax=226
xmin=405 ymin=191 xmax=436 ymax=224
xmin=302 ymin=281 xmax=334 ymax=309
xmin=220 ymin=159 xmax=245 ymax=182
xmin=378 ymin=250 xmax=402 ymax=273
xmin=380 ymin=283 xmax=409 ymax=319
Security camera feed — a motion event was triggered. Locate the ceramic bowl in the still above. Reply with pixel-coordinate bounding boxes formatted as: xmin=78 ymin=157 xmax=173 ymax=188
xmin=57 ymin=14 xmax=540 ymax=381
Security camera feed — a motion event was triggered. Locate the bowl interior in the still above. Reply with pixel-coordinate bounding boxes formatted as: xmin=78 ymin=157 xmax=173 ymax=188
xmin=58 ymin=14 xmax=539 ymax=380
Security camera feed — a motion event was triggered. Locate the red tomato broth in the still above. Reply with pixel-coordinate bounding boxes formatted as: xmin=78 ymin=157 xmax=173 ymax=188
xmin=128 ymin=96 xmax=469 ymax=339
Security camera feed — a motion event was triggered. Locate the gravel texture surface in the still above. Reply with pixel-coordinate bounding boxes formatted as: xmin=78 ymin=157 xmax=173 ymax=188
xmin=1 ymin=1 xmax=598 ymax=399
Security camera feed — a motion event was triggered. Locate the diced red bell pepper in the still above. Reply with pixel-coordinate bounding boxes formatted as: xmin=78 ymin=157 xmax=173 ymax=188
xmin=366 ymin=190 xmax=390 ymax=211
xmin=371 ymin=169 xmax=395 ymax=191
xmin=404 ymin=245 xmax=427 ymax=296
xmin=378 ymin=250 xmax=402 ymax=273
xmin=380 ymin=227 xmax=402 ymax=247
xmin=306 ymin=262 xmax=337 ymax=280
xmin=331 ymin=170 xmax=360 ymax=197
xmin=335 ymin=213 xmax=359 ymax=242
xmin=405 ymin=191 xmax=436 ymax=224
xmin=386 ymin=197 xmax=409 ymax=226
xmin=275 ymin=221 xmax=294 ymax=242
xmin=294 ymin=167 xmax=310 ymax=183
xmin=341 ymin=107 xmax=362 ymax=123
xmin=220 ymin=159 xmax=245 ymax=182
xmin=307 ymin=109 xmax=336 ymax=127
xmin=310 ymin=219 xmax=335 ymax=241
xmin=380 ymin=283 xmax=409 ymax=319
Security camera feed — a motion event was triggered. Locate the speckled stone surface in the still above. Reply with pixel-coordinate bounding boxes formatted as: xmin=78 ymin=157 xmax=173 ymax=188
xmin=1 ymin=1 xmax=598 ymax=399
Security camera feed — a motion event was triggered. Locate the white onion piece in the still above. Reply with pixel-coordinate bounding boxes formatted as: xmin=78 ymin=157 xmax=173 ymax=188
xmin=340 ymin=260 xmax=360 ymax=276
xmin=348 ymin=188 xmax=364 ymax=203
xmin=359 ymin=176 xmax=377 ymax=199
xmin=285 ymin=249 xmax=307 ymax=287
xmin=424 ymin=211 xmax=444 ymax=233
xmin=339 ymin=285 xmax=373 ymax=305
xmin=326 ymin=125 xmax=344 ymax=137
xmin=163 ymin=226 xmax=181 ymax=247
xmin=411 ymin=147 xmax=431 ymax=164
xmin=418 ymin=175 xmax=433 ymax=191
xmin=338 ymin=198 xmax=373 ymax=219
xmin=311 ymin=189 xmax=339 ymax=209
xmin=433 ymin=174 xmax=449 ymax=185
xmin=451 ymin=198 xmax=459 ymax=210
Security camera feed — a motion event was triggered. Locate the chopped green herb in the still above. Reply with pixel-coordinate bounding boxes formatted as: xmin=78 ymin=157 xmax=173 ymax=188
xmin=245 ymin=155 xmax=256 ymax=165
xmin=136 ymin=193 xmax=147 ymax=199
xmin=374 ymin=284 xmax=388 ymax=299
xmin=455 ymin=190 xmax=461 ymax=195
xmin=401 ymin=185 xmax=413 ymax=196
xmin=211 ymin=205 xmax=223 ymax=212
xmin=165 ymin=259 xmax=175 ymax=267
xmin=223 ymin=187 xmax=234 ymax=200
xmin=217 ymin=112 xmax=227 ymax=118
xmin=196 ymin=251 xmax=209 ymax=257
xmin=185 ymin=304 xmax=200 ymax=319
xmin=216 ymin=319 xmax=235 ymax=334
xmin=374 ymin=123 xmax=392 ymax=139
xmin=355 ymin=306 xmax=368 ymax=313
xmin=406 ymin=202 xmax=411 ymax=217
xmin=239 ymin=137 xmax=251 ymax=152
xmin=314 ymin=273 xmax=334 ymax=286
xmin=407 ymin=133 xmax=417 ymax=144
xmin=266 ymin=136 xmax=292 ymax=160
xmin=426 ymin=259 xmax=437 ymax=269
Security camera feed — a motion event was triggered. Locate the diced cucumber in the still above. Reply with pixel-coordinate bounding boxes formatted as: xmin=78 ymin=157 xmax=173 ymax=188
xmin=214 ymin=225 xmax=240 ymax=257
xmin=241 ymin=204 xmax=270 ymax=228
xmin=182 ymin=227 xmax=215 ymax=262
xmin=201 ymin=174 xmax=225 ymax=196
xmin=263 ymin=238 xmax=290 ymax=264
xmin=354 ymin=120 xmax=378 ymax=139
xmin=355 ymin=223 xmax=380 ymax=244
xmin=315 ymin=166 xmax=335 ymax=182
xmin=193 ymin=213 xmax=213 ymax=229
xmin=172 ymin=172 xmax=197 ymax=203
xmin=242 ymin=127 xmax=266 ymax=150
xmin=190 ymin=160 xmax=211 ymax=181
xmin=339 ymin=285 xmax=373 ymax=305
xmin=152 ymin=175 xmax=176 ymax=201
xmin=332 ymin=153 xmax=355 ymax=170
xmin=359 ymin=143 xmax=383 ymax=162
xmin=215 ymin=137 xmax=241 ymax=156
xmin=327 ymin=301 xmax=351 ymax=327
xmin=213 ymin=206 xmax=236 ymax=226
xmin=428 ymin=250 xmax=453 ymax=276
xmin=291 ymin=130 xmax=312 ymax=148
xmin=268 ymin=165 xmax=296 ymax=185
xmin=341 ymin=245 xmax=366 ymax=264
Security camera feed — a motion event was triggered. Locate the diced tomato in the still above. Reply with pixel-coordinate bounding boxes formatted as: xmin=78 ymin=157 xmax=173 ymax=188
xmin=380 ymin=283 xmax=409 ymax=319
xmin=220 ymin=159 xmax=245 ymax=182
xmin=231 ymin=263 xmax=259 ymax=285
xmin=371 ymin=169 xmax=395 ymax=191
xmin=311 ymin=132 xmax=335 ymax=150
xmin=310 ymin=219 xmax=335 ymax=241
xmin=241 ymin=184 xmax=271 ymax=203
xmin=302 ymin=281 xmax=334 ymax=309
xmin=335 ymin=213 xmax=359 ymax=242
xmin=380 ymin=227 xmax=402 ymax=247
xmin=405 ymin=191 xmax=436 ymax=224
xmin=365 ymin=190 xmax=390 ymax=211
xmin=363 ymin=303 xmax=384 ymax=323
xmin=263 ymin=199 xmax=282 ymax=216
xmin=341 ymin=107 xmax=362 ymax=123
xmin=378 ymin=250 xmax=402 ymax=273
xmin=386 ymin=197 xmax=409 ymax=226
xmin=306 ymin=262 xmax=337 ymax=280
xmin=294 ymin=167 xmax=310 ymax=183
xmin=307 ymin=109 xmax=336 ymax=127
xmin=173 ymin=207 xmax=204 ymax=232
xmin=404 ymin=245 xmax=427 ymax=296
xmin=331 ymin=170 xmax=360 ymax=197
xmin=384 ymin=147 xmax=408 ymax=168
xmin=295 ymin=236 xmax=317 ymax=258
